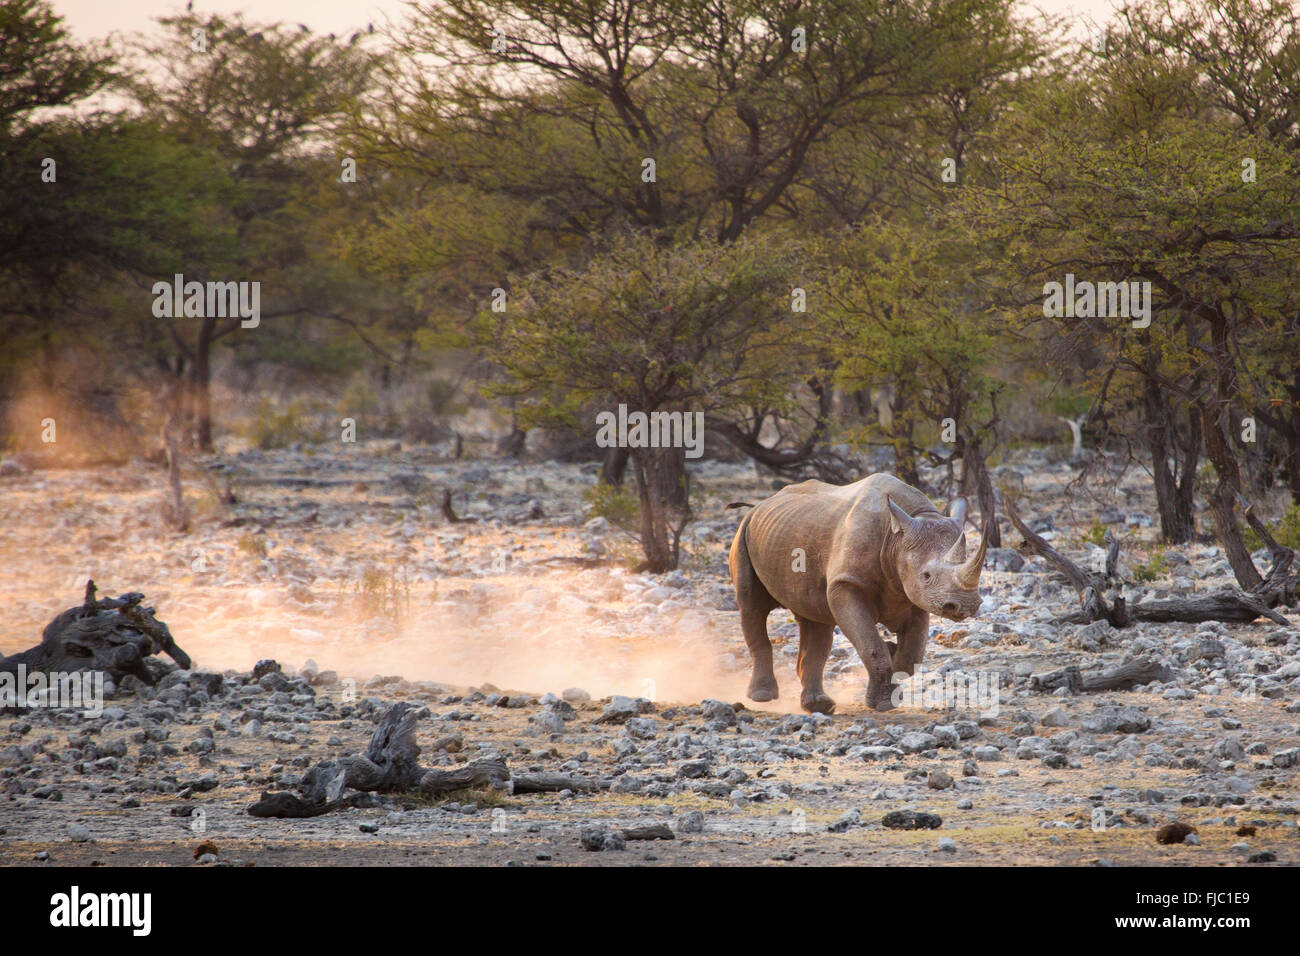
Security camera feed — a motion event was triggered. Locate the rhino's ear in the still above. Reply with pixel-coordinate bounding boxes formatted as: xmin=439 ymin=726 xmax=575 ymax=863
xmin=947 ymin=497 xmax=969 ymax=528
xmin=886 ymin=494 xmax=918 ymax=535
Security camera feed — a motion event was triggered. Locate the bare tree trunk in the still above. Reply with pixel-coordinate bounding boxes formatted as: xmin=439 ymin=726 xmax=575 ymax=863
xmin=1198 ymin=312 xmax=1263 ymax=589
xmin=960 ymin=434 xmax=1001 ymax=547
xmin=1283 ymin=368 xmax=1300 ymax=505
xmin=161 ymin=382 xmax=189 ymax=532
xmin=632 ymin=445 xmax=690 ymax=572
xmin=161 ymin=422 xmax=189 ymax=532
xmin=1145 ymin=377 xmax=1198 ymax=543
xmin=191 ymin=314 xmax=215 ymax=451
xmin=600 ymin=445 xmax=629 ymax=487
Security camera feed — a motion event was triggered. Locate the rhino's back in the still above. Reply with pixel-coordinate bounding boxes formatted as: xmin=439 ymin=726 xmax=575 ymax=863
xmin=738 ymin=473 xmax=940 ymax=619
xmin=762 ymin=473 xmax=939 ymax=513
xmin=838 ymin=473 xmax=942 ymax=516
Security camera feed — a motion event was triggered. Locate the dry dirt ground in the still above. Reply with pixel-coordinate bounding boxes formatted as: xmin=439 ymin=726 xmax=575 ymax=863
xmin=0 ymin=444 xmax=1297 ymax=866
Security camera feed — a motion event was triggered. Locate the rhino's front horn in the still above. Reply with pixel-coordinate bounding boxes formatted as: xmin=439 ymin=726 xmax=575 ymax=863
xmin=886 ymin=495 xmax=920 ymax=535
xmin=956 ymin=525 xmax=989 ymax=589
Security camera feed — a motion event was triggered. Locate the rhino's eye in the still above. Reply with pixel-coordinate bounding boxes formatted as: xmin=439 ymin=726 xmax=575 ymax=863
xmin=921 ymin=571 xmax=932 ymax=584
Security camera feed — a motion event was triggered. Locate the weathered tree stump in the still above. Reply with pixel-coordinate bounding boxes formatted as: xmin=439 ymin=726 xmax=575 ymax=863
xmin=0 ymin=580 xmax=191 ymax=686
xmin=247 ymin=702 xmax=608 ymax=818
xmin=1004 ymin=498 xmax=1288 ymax=627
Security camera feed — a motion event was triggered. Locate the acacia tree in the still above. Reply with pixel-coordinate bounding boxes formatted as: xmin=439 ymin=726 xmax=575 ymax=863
xmin=486 ymin=229 xmax=811 ymax=570
xmin=1117 ymin=0 xmax=1300 ymax=505
xmin=127 ymin=12 xmax=375 ymax=449
xmin=824 ymin=216 xmax=1009 ymax=542
xmin=960 ymin=36 xmax=1300 ymax=572
xmin=355 ymin=0 xmax=1046 ymax=482
xmin=0 ymin=0 xmax=239 ymax=456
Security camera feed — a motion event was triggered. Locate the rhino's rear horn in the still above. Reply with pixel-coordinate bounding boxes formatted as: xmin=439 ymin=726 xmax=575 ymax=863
xmin=886 ymin=495 xmax=919 ymax=535
xmin=943 ymin=532 xmax=967 ymax=564
xmin=956 ymin=524 xmax=989 ymax=589
xmin=947 ymin=496 xmax=969 ymax=528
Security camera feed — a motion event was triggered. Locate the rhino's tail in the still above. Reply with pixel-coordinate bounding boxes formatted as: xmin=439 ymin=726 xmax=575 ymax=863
xmin=723 ymin=501 xmax=755 ymax=511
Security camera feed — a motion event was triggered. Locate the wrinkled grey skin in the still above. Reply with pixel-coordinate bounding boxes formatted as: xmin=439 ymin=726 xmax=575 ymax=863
xmin=728 ymin=473 xmax=988 ymax=713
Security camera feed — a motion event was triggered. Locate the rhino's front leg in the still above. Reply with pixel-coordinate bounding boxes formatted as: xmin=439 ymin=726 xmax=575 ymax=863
xmin=827 ymin=581 xmax=896 ymax=711
xmin=891 ymin=607 xmax=930 ymax=678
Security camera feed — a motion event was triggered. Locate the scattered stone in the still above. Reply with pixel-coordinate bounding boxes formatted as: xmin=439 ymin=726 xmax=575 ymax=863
xmin=927 ymin=770 xmax=955 ymax=790
xmin=828 ymin=809 xmax=861 ymax=832
xmin=580 ymin=826 xmax=625 ymax=851
xmin=676 ymin=811 xmax=705 ymax=834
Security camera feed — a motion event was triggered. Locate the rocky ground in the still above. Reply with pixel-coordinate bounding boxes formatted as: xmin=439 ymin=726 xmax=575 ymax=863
xmin=0 ymin=444 xmax=1297 ymax=866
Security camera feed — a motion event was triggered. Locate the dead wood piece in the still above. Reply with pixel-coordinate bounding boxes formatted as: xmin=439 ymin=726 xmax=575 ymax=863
xmin=1243 ymin=503 xmax=1299 ymax=606
xmin=1031 ymin=656 xmax=1176 ymax=693
xmin=0 ymin=580 xmax=191 ymax=687
xmin=1007 ymin=497 xmax=1288 ymax=627
xmin=1005 ymin=496 xmax=1105 ymax=595
xmin=1134 ymin=590 xmax=1284 ymax=625
xmin=621 ymin=825 xmax=675 ymax=841
xmin=249 ymin=703 xmax=514 ymax=818
xmin=440 ymin=489 xmax=475 ymax=523
xmin=418 ymin=759 xmax=511 ymax=796
xmin=246 ymin=792 xmax=341 ymax=818
xmin=511 ymin=773 xmax=602 ymax=794
xmin=298 ymin=703 xmax=427 ymax=801
xmin=1057 ymin=589 xmax=1286 ymax=626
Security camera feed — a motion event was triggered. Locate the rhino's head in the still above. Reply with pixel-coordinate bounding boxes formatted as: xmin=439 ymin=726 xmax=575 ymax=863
xmin=885 ymin=495 xmax=987 ymax=622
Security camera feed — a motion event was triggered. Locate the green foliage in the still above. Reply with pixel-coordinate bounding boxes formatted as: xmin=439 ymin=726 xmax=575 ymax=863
xmin=485 ymin=228 xmax=815 ymax=426
xmin=354 ymin=564 xmax=412 ymax=626
xmin=1081 ymin=522 xmax=1107 ymax=547
xmin=1132 ymin=549 xmax=1170 ymax=583
xmin=1244 ymin=504 xmax=1300 ymax=552
xmin=583 ymin=482 xmax=640 ymax=531
xmin=242 ymin=399 xmax=328 ymax=449
xmin=0 ymin=0 xmax=113 ymax=132
xmin=236 ymin=533 xmax=268 ymax=559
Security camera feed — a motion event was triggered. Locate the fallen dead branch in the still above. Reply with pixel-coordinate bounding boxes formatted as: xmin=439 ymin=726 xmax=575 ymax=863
xmin=1004 ymin=498 xmax=1287 ymax=627
xmin=247 ymin=702 xmax=608 ymax=818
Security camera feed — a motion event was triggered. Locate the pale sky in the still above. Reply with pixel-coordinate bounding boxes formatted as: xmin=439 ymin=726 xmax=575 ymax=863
xmin=54 ymin=0 xmax=1124 ymax=48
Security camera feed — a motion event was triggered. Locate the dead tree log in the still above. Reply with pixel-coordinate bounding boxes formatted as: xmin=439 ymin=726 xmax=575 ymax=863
xmin=1005 ymin=498 xmax=1288 ymax=627
xmin=1030 ymin=656 xmax=1177 ymax=693
xmin=247 ymin=702 xmax=606 ymax=818
xmin=511 ymin=772 xmax=602 ymax=794
xmin=0 ymin=580 xmax=191 ymax=686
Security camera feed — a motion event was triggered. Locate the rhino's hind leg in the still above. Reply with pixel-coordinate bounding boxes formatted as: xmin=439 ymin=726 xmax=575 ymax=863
xmin=732 ymin=521 xmax=779 ymax=702
xmin=741 ymin=606 xmax=780 ymax=702
xmin=795 ymin=617 xmax=836 ymax=715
